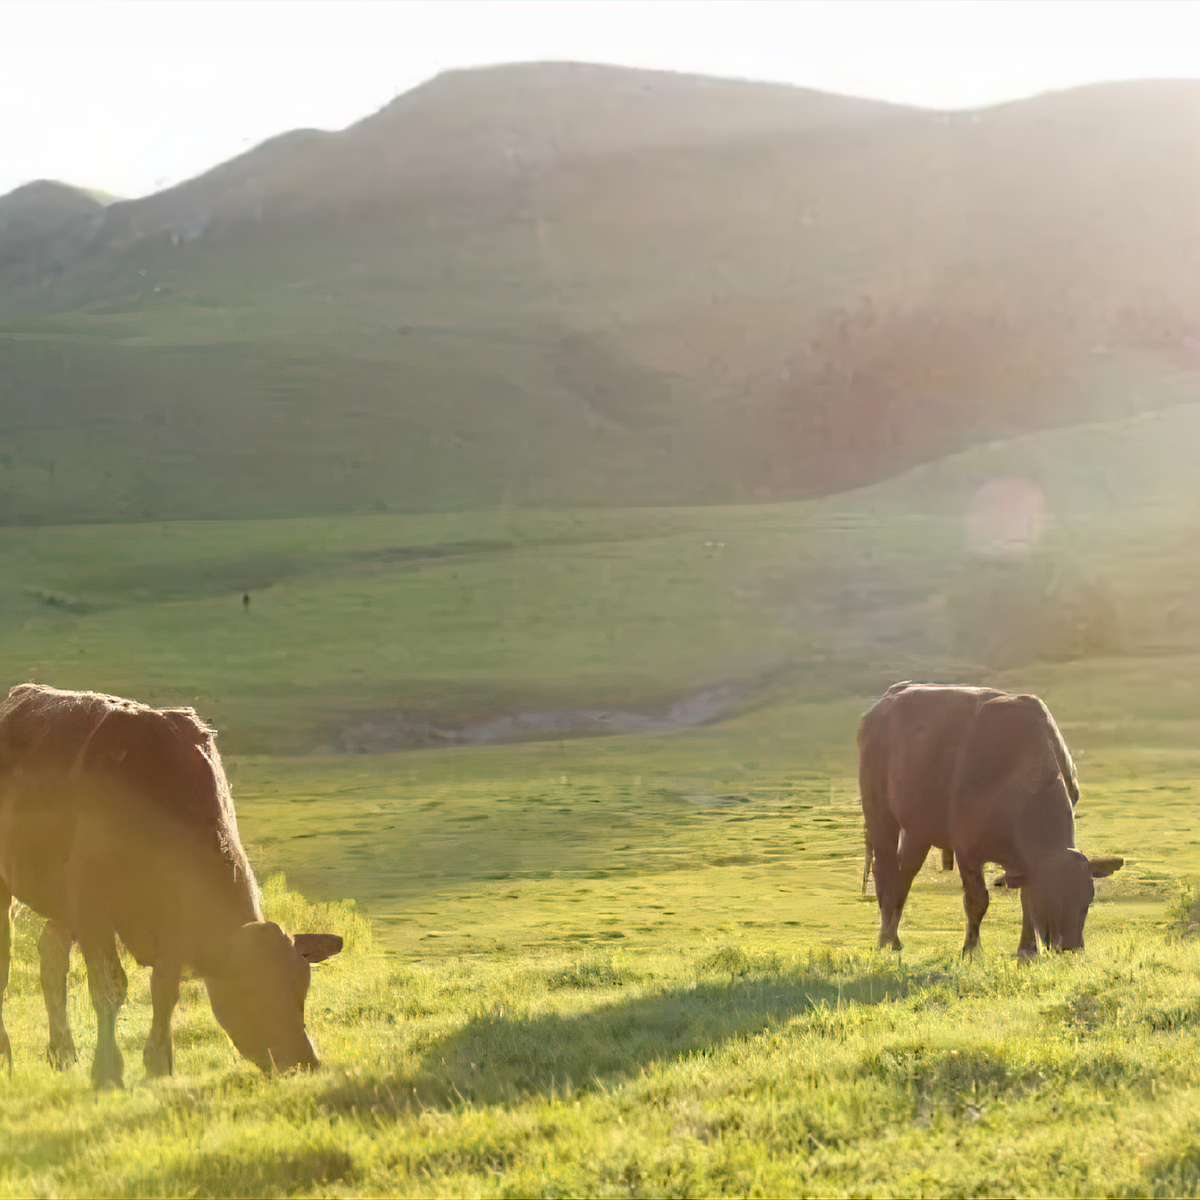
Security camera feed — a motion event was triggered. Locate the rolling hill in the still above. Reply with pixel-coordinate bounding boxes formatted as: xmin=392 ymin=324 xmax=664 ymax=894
xmin=1 ymin=63 xmax=1199 ymax=522
xmin=0 ymin=180 xmax=115 ymax=244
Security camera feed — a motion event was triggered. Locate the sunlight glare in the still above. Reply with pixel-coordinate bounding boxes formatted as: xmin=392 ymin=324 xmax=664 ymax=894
xmin=965 ymin=475 xmax=1046 ymax=562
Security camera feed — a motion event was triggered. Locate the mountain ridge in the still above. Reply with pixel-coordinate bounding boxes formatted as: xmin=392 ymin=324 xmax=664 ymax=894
xmin=1 ymin=63 xmax=1198 ymax=522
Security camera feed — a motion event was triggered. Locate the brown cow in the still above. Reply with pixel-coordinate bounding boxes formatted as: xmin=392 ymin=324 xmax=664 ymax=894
xmin=0 ymin=683 xmax=343 ymax=1087
xmin=860 ymin=681 xmax=1080 ymax=894
xmin=858 ymin=680 xmax=1121 ymax=958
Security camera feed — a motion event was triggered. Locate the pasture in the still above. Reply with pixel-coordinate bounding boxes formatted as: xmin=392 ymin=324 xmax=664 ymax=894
xmin=2 ymin=486 xmax=1200 ymax=1196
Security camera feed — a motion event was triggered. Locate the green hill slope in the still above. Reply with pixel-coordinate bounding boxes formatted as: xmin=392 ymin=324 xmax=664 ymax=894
xmin=0 ymin=396 xmax=1193 ymax=755
xmin=2 ymin=65 xmax=1200 ymax=521
xmin=0 ymin=179 xmax=114 ymax=244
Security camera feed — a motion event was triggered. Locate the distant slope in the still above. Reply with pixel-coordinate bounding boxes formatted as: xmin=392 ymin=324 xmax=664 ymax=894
xmin=784 ymin=393 xmax=1200 ymax=672
xmin=0 ymin=180 xmax=114 ymax=246
xmin=1 ymin=64 xmax=1199 ymax=521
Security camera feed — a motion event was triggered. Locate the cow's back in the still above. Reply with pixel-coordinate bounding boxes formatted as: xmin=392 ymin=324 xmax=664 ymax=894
xmin=859 ymin=683 xmax=1005 ymax=843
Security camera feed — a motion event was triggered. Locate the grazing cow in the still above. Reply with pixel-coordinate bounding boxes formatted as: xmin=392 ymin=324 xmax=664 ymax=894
xmin=859 ymin=681 xmax=1078 ymax=895
xmin=858 ymin=680 xmax=1121 ymax=958
xmin=0 ymin=683 xmax=343 ymax=1087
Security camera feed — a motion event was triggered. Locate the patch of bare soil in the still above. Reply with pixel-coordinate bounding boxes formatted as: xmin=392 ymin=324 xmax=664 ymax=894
xmin=318 ymin=682 xmax=749 ymax=754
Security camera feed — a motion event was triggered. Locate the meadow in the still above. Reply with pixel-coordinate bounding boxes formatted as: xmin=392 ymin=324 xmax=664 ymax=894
xmin=2 ymin=478 xmax=1200 ymax=1197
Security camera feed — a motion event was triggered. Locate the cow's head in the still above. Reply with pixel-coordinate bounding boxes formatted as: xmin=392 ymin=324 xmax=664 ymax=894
xmin=205 ymin=921 xmax=343 ymax=1073
xmin=1026 ymin=849 xmax=1095 ymax=951
xmin=1020 ymin=851 xmax=1124 ymax=951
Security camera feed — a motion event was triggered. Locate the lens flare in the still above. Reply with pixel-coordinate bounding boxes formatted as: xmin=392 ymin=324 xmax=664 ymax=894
xmin=965 ymin=475 xmax=1046 ymax=561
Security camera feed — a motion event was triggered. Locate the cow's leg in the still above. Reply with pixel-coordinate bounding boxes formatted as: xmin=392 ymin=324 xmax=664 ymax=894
xmin=883 ymin=830 xmax=931 ymax=951
xmin=79 ymin=929 xmax=127 ymax=1089
xmin=39 ymin=920 xmax=78 ymax=1069
xmin=868 ymin=812 xmax=904 ymax=949
xmin=959 ymin=860 xmax=990 ymax=957
xmin=941 ymin=848 xmax=955 ymax=872
xmin=1017 ymin=891 xmax=1038 ymax=961
xmin=0 ymin=888 xmax=12 ymax=1072
xmin=861 ymin=826 xmax=873 ymax=894
xmin=143 ymin=961 xmax=181 ymax=1078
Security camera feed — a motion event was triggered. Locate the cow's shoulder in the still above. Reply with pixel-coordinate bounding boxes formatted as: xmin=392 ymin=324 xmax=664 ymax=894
xmin=160 ymin=707 xmax=216 ymax=745
xmin=1002 ymin=693 xmax=1079 ymax=794
xmin=972 ymin=691 xmax=1044 ymax=721
xmin=960 ymin=692 xmax=1056 ymax=771
xmin=977 ymin=692 xmax=1060 ymax=741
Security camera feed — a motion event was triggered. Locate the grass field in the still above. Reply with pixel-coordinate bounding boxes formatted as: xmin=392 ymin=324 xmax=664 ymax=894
xmin=2 ymin=489 xmax=1200 ymax=1196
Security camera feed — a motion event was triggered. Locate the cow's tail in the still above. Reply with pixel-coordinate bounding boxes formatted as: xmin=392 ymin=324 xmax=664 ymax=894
xmin=857 ymin=701 xmax=892 ymax=894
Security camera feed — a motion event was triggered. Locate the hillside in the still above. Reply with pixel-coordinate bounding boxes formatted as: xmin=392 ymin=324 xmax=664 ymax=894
xmin=1 ymin=64 xmax=1199 ymax=521
xmin=2 ymin=395 xmax=1195 ymax=755
xmin=0 ymin=180 xmax=114 ymax=246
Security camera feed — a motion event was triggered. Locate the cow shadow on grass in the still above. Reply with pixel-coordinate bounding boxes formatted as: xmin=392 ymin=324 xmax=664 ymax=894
xmin=119 ymin=1146 xmax=357 ymax=1199
xmin=0 ymin=1101 xmax=172 ymax=1182
xmin=314 ymin=958 xmax=919 ymax=1118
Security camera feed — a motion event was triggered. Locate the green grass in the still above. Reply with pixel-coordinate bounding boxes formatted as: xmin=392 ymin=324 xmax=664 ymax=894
xmin=0 ymin=500 xmax=943 ymax=752
xmin=1 ymin=780 xmax=1198 ymax=1197
xmin=3 ymin=499 xmax=1200 ymax=1194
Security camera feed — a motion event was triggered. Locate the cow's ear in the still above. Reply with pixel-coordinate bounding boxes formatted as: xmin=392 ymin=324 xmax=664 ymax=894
xmin=292 ymin=933 xmax=343 ymax=964
xmin=991 ymin=872 xmax=1023 ymax=890
xmin=1087 ymin=855 xmax=1125 ymax=879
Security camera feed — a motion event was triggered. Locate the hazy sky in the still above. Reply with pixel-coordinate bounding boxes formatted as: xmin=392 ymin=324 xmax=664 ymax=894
xmin=5 ymin=0 xmax=1199 ymax=199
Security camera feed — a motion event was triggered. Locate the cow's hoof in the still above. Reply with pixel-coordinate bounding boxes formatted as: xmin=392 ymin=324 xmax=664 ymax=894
xmin=91 ymin=1049 xmax=125 ymax=1091
xmin=1016 ymin=947 xmax=1037 ymax=962
xmin=143 ymin=1040 xmax=173 ymax=1078
xmin=47 ymin=1036 xmax=77 ymax=1070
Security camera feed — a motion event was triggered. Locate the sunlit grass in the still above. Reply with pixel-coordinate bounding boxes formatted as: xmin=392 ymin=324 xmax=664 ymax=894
xmin=4 ymin=503 xmax=1200 ymax=1194
xmin=1 ymin=732 xmax=1197 ymax=1197
xmin=0 ymin=502 xmax=946 ymax=752
xmin=2 ymin=863 xmax=1199 ymax=1196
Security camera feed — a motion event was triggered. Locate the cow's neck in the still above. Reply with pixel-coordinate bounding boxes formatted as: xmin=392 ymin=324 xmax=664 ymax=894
xmin=1011 ymin=775 xmax=1076 ymax=870
xmin=167 ymin=847 xmax=263 ymax=979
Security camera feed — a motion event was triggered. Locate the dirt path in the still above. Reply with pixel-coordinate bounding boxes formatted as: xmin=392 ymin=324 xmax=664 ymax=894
xmin=320 ymin=681 xmax=750 ymax=754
